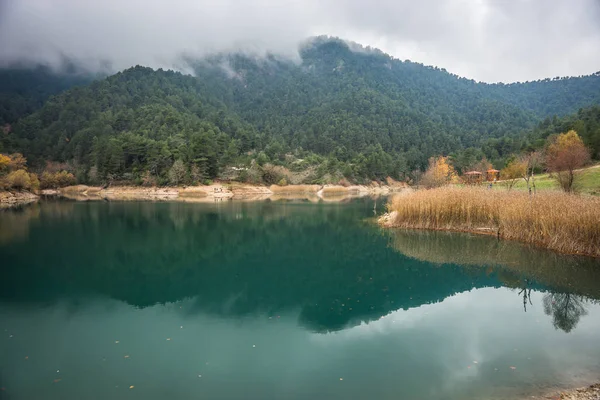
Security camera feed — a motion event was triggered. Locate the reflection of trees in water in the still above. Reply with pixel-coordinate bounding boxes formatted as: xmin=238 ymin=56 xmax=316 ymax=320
xmin=389 ymin=230 xmax=600 ymax=333
xmin=2 ymin=201 xmax=599 ymax=333
xmin=0 ymin=200 xmax=504 ymax=332
xmin=543 ymin=293 xmax=589 ymax=333
xmin=518 ymin=287 xmax=533 ymax=312
xmin=388 ymin=230 xmax=600 ymax=301
xmin=0 ymin=203 xmax=40 ymax=244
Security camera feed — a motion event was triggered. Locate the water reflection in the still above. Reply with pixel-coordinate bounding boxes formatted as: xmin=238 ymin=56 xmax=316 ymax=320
xmin=1 ymin=200 xmax=599 ymax=336
xmin=388 ymin=229 xmax=600 ymax=300
xmin=389 ymin=229 xmax=600 ymax=333
xmin=1 ymin=200 xmax=600 ymax=400
xmin=543 ymin=293 xmax=594 ymax=333
xmin=518 ymin=286 xmax=532 ymax=312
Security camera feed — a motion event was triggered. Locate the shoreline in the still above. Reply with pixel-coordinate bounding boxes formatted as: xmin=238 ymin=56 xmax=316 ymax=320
xmin=378 ymin=211 xmax=600 ymax=259
xmin=533 ymin=383 xmax=600 ymax=399
xmin=0 ymin=190 xmax=39 ymax=209
xmin=37 ymin=182 xmax=405 ymax=204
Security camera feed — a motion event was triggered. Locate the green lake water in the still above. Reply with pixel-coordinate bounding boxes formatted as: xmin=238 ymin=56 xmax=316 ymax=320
xmin=1 ymin=199 xmax=600 ymax=400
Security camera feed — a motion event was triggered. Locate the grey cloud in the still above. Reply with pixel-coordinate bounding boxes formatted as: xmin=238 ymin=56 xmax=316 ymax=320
xmin=0 ymin=0 xmax=599 ymax=82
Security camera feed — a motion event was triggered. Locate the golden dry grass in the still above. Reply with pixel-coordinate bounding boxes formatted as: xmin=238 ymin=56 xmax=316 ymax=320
xmin=385 ymin=187 xmax=600 ymax=257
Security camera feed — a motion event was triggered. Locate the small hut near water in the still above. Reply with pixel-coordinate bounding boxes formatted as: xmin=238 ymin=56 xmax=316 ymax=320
xmin=486 ymin=169 xmax=500 ymax=181
xmin=463 ymin=171 xmax=483 ymax=184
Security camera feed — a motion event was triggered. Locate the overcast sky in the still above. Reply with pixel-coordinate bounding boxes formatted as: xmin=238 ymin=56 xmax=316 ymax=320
xmin=0 ymin=0 xmax=599 ymax=82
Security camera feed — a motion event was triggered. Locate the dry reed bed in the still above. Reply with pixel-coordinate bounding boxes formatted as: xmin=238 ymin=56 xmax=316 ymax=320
xmin=384 ymin=187 xmax=600 ymax=257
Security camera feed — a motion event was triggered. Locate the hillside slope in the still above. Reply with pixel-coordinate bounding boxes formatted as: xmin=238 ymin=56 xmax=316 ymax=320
xmin=2 ymin=37 xmax=599 ymax=183
xmin=0 ymin=65 xmax=93 ymax=126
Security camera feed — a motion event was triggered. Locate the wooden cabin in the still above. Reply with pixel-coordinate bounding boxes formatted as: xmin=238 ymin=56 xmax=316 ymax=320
xmin=486 ymin=169 xmax=500 ymax=182
xmin=463 ymin=171 xmax=483 ymax=184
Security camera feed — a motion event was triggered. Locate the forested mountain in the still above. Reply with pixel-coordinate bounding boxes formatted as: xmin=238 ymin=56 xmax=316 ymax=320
xmin=193 ymin=38 xmax=600 ymax=158
xmin=527 ymin=105 xmax=600 ymax=158
xmin=2 ymin=37 xmax=599 ymax=184
xmin=0 ymin=65 xmax=93 ymax=125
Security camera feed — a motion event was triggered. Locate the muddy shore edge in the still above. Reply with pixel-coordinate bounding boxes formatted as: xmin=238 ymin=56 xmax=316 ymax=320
xmin=535 ymin=383 xmax=600 ymax=399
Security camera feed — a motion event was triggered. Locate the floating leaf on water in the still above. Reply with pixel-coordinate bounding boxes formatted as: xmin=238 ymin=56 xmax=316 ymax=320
xmin=129 ymin=385 xmax=134 ymax=389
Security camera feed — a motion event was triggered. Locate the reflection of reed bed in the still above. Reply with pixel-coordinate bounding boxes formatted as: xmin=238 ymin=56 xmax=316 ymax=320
xmin=269 ymin=193 xmax=320 ymax=202
xmin=383 ymin=187 xmax=600 ymax=257
xmin=319 ymin=196 xmax=354 ymax=203
xmin=388 ymin=229 xmax=600 ymax=299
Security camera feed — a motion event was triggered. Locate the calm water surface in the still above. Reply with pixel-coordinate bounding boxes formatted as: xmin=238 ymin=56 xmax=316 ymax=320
xmin=1 ymin=199 xmax=600 ymax=400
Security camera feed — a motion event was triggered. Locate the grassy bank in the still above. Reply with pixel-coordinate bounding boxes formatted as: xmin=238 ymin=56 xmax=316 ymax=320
xmin=497 ymin=165 xmax=600 ymax=195
xmin=382 ymin=187 xmax=600 ymax=257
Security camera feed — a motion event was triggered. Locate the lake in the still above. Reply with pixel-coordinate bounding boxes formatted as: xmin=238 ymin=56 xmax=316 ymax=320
xmin=1 ymin=199 xmax=600 ymax=400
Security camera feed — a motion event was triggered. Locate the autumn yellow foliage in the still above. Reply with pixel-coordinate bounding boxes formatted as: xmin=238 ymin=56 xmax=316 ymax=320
xmin=0 ymin=154 xmax=11 ymax=172
xmin=5 ymin=170 xmax=32 ymax=190
xmin=0 ymin=153 xmax=40 ymax=192
xmin=546 ymin=130 xmax=591 ymax=192
xmin=40 ymin=170 xmax=77 ymax=189
xmin=420 ymin=156 xmax=457 ymax=188
xmin=500 ymin=159 xmax=527 ymax=190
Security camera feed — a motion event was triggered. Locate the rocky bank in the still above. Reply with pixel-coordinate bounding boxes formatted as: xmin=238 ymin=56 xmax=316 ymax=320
xmin=0 ymin=190 xmax=39 ymax=208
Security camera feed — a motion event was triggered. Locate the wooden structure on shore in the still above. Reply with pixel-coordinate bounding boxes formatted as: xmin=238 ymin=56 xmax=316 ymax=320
xmin=463 ymin=171 xmax=483 ymax=184
xmin=486 ymin=169 xmax=500 ymax=182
